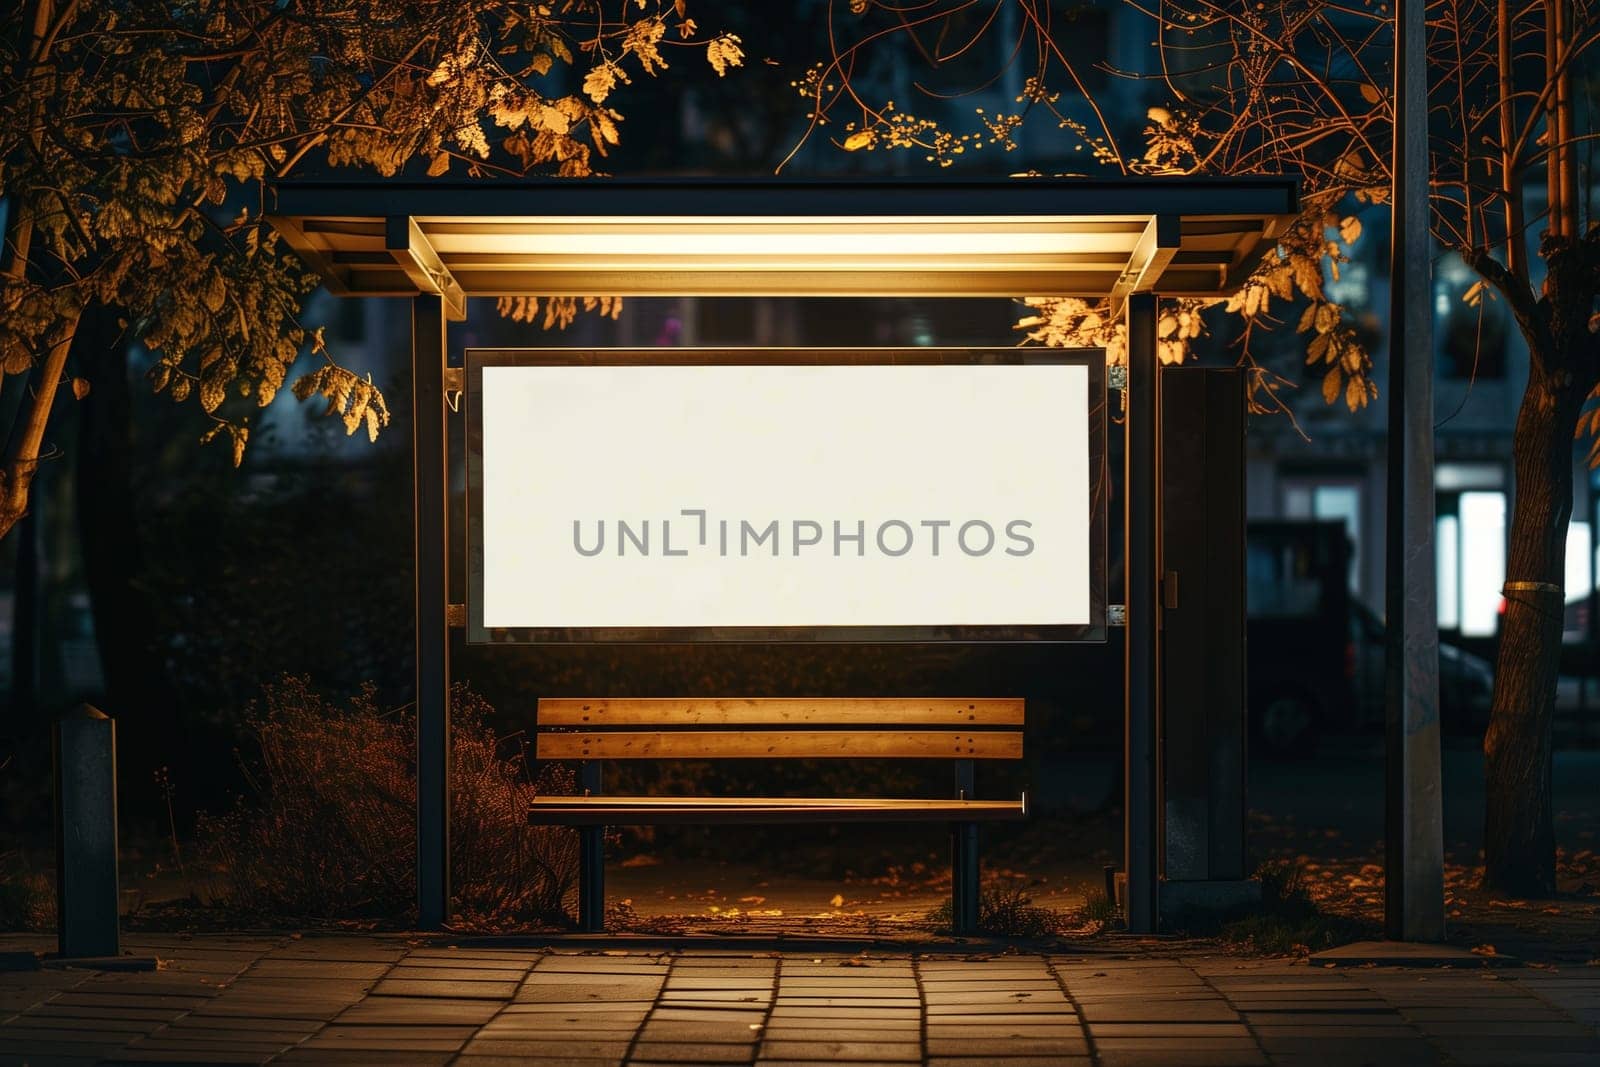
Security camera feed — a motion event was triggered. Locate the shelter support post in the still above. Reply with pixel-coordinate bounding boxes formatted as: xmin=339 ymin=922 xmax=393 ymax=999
xmin=1160 ymin=369 xmax=1247 ymax=883
xmin=414 ymin=293 xmax=451 ymax=930
xmin=1125 ymin=292 xmax=1160 ymax=934
xmin=1385 ymin=0 xmax=1444 ymax=942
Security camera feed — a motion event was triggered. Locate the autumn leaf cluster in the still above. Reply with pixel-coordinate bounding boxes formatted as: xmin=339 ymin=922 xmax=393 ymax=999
xmin=0 ymin=0 xmax=741 ymax=470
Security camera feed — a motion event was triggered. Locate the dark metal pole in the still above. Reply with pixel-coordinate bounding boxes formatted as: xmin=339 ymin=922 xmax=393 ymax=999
xmin=54 ymin=704 xmax=119 ymax=959
xmin=1384 ymin=0 xmax=1445 ymax=942
xmin=1125 ymin=292 xmax=1160 ymax=933
xmin=414 ymin=292 xmax=451 ymax=930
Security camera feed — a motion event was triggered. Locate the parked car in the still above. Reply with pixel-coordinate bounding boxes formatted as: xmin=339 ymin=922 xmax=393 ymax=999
xmin=1247 ymin=521 xmax=1494 ymax=756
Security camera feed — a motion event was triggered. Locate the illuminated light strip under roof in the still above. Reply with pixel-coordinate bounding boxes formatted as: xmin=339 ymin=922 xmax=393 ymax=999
xmin=266 ymin=177 xmax=1299 ymax=314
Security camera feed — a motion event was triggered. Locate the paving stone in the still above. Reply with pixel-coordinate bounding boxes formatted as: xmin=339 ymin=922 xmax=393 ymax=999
xmin=479 ymin=1023 xmax=631 ymax=1039
xmin=538 ymin=959 xmax=671 ymax=974
xmin=402 ymin=952 xmax=539 ymax=969
xmin=757 ymin=1038 xmax=921 ymax=1060
xmin=925 ymin=1036 xmax=1090 ymax=1056
xmin=773 ymin=996 xmax=917 ymax=1008
xmin=1250 ymin=1023 xmax=1420 ymax=1039
xmin=1074 ymin=1002 xmax=1241 ymax=1022
xmin=925 ymin=1022 xmax=1082 ymax=1038
xmin=106 ymin=1051 xmax=273 ymax=1064
xmin=629 ymin=1041 xmax=759 ymax=1062
xmin=299 ymin=1027 xmax=471 ymax=1052
xmin=124 ymin=1035 xmax=290 ymax=1053
xmin=46 ymin=992 xmax=207 ymax=1010
xmin=1089 ymin=1022 xmax=1253 ymax=1038
xmin=520 ymin=977 xmax=666 ymax=999
xmin=779 ymin=966 xmax=915 ymax=978
xmin=459 ymin=1037 xmax=632 ymax=1057
xmin=924 ymin=992 xmax=1070 ymax=1006
xmin=1096 ymin=1051 xmax=1268 ymax=1067
xmin=11 ymin=1010 xmax=176 ymax=1031
xmin=273 ymin=1050 xmax=452 ymax=1065
xmin=0 ymin=1038 xmax=130 ymax=1056
xmin=143 ymin=1025 xmax=309 ymax=1045
xmin=187 ymin=1000 xmax=350 ymax=1021
xmin=762 ymin=1025 xmax=919 ymax=1041
xmin=766 ymin=1006 xmax=920 ymax=1019
xmin=640 ymin=1019 xmax=771 ymax=1041
xmin=370 ymin=977 xmax=523 ymax=999
xmin=244 ymin=961 xmax=392 ymax=980
xmin=1427 ymin=1054 xmax=1598 ymax=1067
xmin=267 ymin=949 xmax=406 ymax=965
xmin=335 ymin=996 xmax=502 ymax=1024
xmin=917 ymin=979 xmax=1063 ymax=992
xmin=780 ymin=975 xmax=917 ymax=986
xmin=666 ymin=980 xmax=773 ymax=993
xmin=0 ymin=1024 xmax=151 ymax=1043
xmin=1431 ymin=1036 xmax=1600 ymax=1054
xmin=757 ymin=1061 xmax=926 ymax=1067
xmin=925 ymin=1000 xmax=1075 ymax=1016
xmin=1258 ymin=1037 xmax=1442 ymax=1063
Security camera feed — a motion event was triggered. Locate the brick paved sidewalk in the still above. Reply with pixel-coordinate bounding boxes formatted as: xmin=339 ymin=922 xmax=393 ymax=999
xmin=1 ymin=934 xmax=1596 ymax=1066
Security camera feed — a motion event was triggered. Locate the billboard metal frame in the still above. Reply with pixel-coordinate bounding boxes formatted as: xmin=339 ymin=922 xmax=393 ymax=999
xmin=464 ymin=347 xmax=1107 ymax=646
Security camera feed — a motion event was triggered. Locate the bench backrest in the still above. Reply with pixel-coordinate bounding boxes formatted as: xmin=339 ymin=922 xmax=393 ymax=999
xmin=535 ymin=698 xmax=1023 ymax=761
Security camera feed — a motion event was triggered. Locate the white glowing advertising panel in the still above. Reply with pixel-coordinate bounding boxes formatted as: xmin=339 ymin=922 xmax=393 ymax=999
xmin=466 ymin=350 xmax=1104 ymax=642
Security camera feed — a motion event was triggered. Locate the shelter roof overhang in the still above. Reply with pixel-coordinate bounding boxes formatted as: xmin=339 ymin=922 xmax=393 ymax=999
xmin=265 ymin=176 xmax=1299 ymax=322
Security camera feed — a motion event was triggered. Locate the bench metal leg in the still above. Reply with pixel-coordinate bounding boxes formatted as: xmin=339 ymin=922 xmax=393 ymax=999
xmin=951 ymin=759 xmax=979 ymax=934
xmin=579 ymin=826 xmax=605 ymax=932
xmin=952 ymin=821 xmax=980 ymax=934
xmin=578 ymin=761 xmax=605 ymax=932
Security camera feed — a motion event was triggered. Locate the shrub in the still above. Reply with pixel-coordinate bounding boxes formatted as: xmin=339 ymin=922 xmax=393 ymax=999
xmin=1215 ymin=858 xmax=1366 ymax=954
xmin=1080 ymin=885 xmax=1118 ymax=924
xmin=927 ymin=885 xmax=1067 ymax=938
xmin=198 ymin=677 xmax=576 ymax=927
xmin=0 ymin=851 xmax=53 ymax=931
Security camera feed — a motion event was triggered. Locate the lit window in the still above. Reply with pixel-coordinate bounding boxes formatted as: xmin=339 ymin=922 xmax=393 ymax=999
xmin=1459 ymin=491 xmax=1506 ymax=637
xmin=1436 ymin=514 xmax=1460 ymax=630
xmin=1566 ymin=521 xmax=1591 ymax=643
xmin=1312 ymin=486 xmax=1361 ymax=593
xmin=1279 ymin=481 xmax=1362 ymax=595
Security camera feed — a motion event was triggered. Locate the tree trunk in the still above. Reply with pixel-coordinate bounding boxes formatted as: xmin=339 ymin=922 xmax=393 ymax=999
xmin=73 ymin=303 xmax=181 ymax=819
xmin=0 ymin=318 xmax=79 ymax=541
xmin=1483 ymin=361 xmax=1576 ymax=895
xmin=9 ymin=485 xmax=41 ymax=725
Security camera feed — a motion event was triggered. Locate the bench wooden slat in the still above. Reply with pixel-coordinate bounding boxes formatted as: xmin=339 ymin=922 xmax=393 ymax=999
xmin=537 ymin=697 xmax=1024 ymax=727
xmin=536 ymin=729 xmax=1022 ymax=761
xmin=528 ymin=796 xmax=1027 ymax=825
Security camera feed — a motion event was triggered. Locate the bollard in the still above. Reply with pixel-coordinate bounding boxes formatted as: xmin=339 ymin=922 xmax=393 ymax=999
xmin=54 ymin=704 xmax=120 ymax=960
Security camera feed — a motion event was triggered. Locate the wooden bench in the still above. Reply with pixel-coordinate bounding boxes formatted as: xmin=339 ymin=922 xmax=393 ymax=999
xmin=528 ymin=697 xmax=1028 ymax=933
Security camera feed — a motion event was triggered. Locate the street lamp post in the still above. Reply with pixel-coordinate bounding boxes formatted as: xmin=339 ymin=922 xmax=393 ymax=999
xmin=1384 ymin=0 xmax=1446 ymax=943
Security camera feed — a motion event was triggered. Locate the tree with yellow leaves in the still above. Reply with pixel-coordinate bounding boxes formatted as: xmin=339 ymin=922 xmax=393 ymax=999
xmin=797 ymin=0 xmax=1598 ymax=898
xmin=0 ymin=0 xmax=742 ymax=541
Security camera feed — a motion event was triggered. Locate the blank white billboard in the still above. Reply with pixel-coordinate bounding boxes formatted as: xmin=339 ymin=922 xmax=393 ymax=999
xmin=469 ymin=354 xmax=1099 ymax=641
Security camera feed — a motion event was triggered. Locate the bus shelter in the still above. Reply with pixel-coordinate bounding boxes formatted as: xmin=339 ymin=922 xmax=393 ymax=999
xmin=265 ymin=176 xmax=1299 ymax=934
